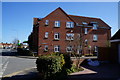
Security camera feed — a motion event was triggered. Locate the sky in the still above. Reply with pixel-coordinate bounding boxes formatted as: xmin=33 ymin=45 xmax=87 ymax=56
xmin=2 ymin=2 xmax=118 ymax=43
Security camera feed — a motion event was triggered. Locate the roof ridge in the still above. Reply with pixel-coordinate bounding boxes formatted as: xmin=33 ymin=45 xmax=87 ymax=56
xmin=69 ymin=14 xmax=100 ymax=19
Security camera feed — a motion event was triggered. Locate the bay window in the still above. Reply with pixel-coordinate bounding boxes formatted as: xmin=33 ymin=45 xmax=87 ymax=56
xmin=66 ymin=33 xmax=74 ymax=40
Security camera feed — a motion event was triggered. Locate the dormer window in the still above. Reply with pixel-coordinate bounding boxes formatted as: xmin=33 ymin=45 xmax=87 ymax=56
xmin=93 ymin=24 xmax=98 ymax=30
xmin=45 ymin=20 xmax=49 ymax=26
xmin=82 ymin=22 xmax=87 ymax=25
xmin=66 ymin=22 xmax=74 ymax=28
xmin=90 ymin=22 xmax=98 ymax=30
xmin=55 ymin=21 xmax=60 ymax=27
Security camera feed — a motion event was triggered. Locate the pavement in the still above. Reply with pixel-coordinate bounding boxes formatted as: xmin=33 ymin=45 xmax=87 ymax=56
xmin=1 ymin=63 xmax=120 ymax=80
xmin=68 ymin=63 xmax=120 ymax=80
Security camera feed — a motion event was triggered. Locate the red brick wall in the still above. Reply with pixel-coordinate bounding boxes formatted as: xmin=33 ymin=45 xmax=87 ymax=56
xmin=38 ymin=8 xmax=73 ymax=55
xmin=30 ymin=8 xmax=111 ymax=55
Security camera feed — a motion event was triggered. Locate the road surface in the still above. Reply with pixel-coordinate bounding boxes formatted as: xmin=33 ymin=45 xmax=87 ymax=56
xmin=0 ymin=49 xmax=36 ymax=78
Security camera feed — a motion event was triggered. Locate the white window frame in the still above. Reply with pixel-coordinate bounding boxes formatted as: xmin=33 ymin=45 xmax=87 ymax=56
xmin=66 ymin=33 xmax=74 ymax=40
xmin=54 ymin=45 xmax=60 ymax=52
xmin=93 ymin=34 xmax=98 ymax=41
xmin=93 ymin=24 xmax=98 ymax=30
xmin=85 ymin=39 xmax=88 ymax=45
xmin=66 ymin=46 xmax=73 ymax=52
xmin=45 ymin=20 xmax=49 ymax=25
xmin=44 ymin=45 xmax=48 ymax=51
xmin=84 ymin=28 xmax=88 ymax=34
xmin=55 ymin=21 xmax=60 ymax=27
xmin=66 ymin=22 xmax=74 ymax=28
xmin=54 ymin=33 xmax=60 ymax=40
xmin=82 ymin=22 xmax=87 ymax=25
xmin=94 ymin=46 xmax=98 ymax=52
xmin=45 ymin=32 xmax=49 ymax=38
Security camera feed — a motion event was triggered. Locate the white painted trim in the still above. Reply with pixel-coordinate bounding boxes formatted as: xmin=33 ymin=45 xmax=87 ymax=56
xmin=110 ymin=39 xmax=120 ymax=42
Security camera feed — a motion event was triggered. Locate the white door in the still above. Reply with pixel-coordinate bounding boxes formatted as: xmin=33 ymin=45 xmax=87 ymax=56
xmin=118 ymin=44 xmax=120 ymax=64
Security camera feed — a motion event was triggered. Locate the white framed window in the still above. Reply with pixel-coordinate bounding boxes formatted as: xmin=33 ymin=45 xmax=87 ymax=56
xmin=45 ymin=32 xmax=49 ymax=38
xmin=55 ymin=21 xmax=60 ymax=27
xmin=66 ymin=46 xmax=73 ymax=52
xmin=93 ymin=34 xmax=98 ymax=41
xmin=66 ymin=22 xmax=74 ymax=28
xmin=66 ymin=33 xmax=74 ymax=40
xmin=44 ymin=45 xmax=48 ymax=51
xmin=54 ymin=33 xmax=60 ymax=40
xmin=93 ymin=24 xmax=98 ymax=30
xmin=82 ymin=22 xmax=87 ymax=25
xmin=54 ymin=45 xmax=60 ymax=52
xmin=85 ymin=39 xmax=88 ymax=45
xmin=45 ymin=20 xmax=49 ymax=25
xmin=84 ymin=28 xmax=88 ymax=34
xmin=94 ymin=46 xmax=98 ymax=52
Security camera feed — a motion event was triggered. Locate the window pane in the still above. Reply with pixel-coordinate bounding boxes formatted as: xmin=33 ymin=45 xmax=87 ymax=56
xmin=54 ymin=33 xmax=60 ymax=40
xmin=93 ymin=24 xmax=98 ymax=30
xmin=54 ymin=45 xmax=60 ymax=52
xmin=45 ymin=20 xmax=49 ymax=25
xmin=45 ymin=32 xmax=48 ymax=38
xmin=93 ymin=35 xmax=98 ymax=41
xmin=85 ymin=28 xmax=87 ymax=34
xmin=66 ymin=33 xmax=74 ymax=40
xmin=66 ymin=22 xmax=74 ymax=28
xmin=44 ymin=45 xmax=48 ymax=51
xmin=55 ymin=21 xmax=60 ymax=27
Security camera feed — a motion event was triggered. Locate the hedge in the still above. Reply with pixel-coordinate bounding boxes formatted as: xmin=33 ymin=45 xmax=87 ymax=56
xmin=17 ymin=48 xmax=33 ymax=56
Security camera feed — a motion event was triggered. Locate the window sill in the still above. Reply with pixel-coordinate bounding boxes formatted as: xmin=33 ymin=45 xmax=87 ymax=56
xmin=54 ymin=26 xmax=60 ymax=28
xmin=45 ymin=24 xmax=48 ymax=26
xmin=66 ymin=51 xmax=72 ymax=53
xmin=54 ymin=51 xmax=60 ymax=53
xmin=44 ymin=37 xmax=48 ymax=39
xmin=66 ymin=27 xmax=74 ymax=29
xmin=66 ymin=39 xmax=74 ymax=41
xmin=44 ymin=50 xmax=48 ymax=52
xmin=92 ymin=29 xmax=97 ymax=30
xmin=93 ymin=40 xmax=98 ymax=42
xmin=53 ymin=39 xmax=60 ymax=41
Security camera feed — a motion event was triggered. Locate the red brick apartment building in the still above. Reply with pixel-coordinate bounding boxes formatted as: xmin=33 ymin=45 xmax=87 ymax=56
xmin=28 ymin=7 xmax=111 ymax=56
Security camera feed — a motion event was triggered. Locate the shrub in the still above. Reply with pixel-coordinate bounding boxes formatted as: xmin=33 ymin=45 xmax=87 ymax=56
xmin=36 ymin=52 xmax=83 ymax=80
xmin=17 ymin=48 xmax=33 ymax=56
xmin=66 ymin=65 xmax=84 ymax=74
xmin=36 ymin=53 xmax=65 ymax=80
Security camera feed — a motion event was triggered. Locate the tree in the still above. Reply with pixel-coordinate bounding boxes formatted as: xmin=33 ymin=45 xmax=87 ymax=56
xmin=12 ymin=38 xmax=19 ymax=49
